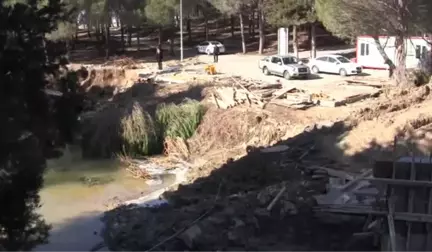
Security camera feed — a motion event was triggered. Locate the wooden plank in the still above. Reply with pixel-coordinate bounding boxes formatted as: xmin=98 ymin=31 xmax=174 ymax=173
xmin=387 ymin=196 xmax=398 ymax=252
xmin=314 ymin=205 xmax=432 ymax=223
xmin=426 ymin=154 xmax=432 ymax=251
xmin=360 ymin=177 xmax=432 ymax=188
xmin=406 ymin=150 xmax=416 ymax=251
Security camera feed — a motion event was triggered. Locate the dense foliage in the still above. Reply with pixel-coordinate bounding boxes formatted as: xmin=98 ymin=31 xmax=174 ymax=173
xmin=0 ymin=0 xmax=77 ymax=250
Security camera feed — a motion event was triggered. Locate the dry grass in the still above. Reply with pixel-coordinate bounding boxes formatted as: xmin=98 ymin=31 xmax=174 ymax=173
xmin=121 ymin=102 xmax=159 ymax=155
xmin=184 ymin=107 xmax=288 ymax=157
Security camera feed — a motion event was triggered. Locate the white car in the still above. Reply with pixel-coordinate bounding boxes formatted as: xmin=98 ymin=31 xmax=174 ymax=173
xmin=309 ymin=54 xmax=362 ymax=76
xmin=196 ymin=41 xmax=226 ymax=55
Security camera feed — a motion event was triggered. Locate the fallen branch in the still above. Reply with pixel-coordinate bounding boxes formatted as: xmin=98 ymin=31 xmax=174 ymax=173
xmin=267 ymin=186 xmax=287 ymax=211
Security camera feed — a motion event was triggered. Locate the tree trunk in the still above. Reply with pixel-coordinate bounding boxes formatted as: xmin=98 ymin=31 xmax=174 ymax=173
xmin=120 ymin=24 xmax=125 ymax=52
xmin=372 ymin=36 xmax=396 ymax=70
xmin=394 ymin=34 xmax=407 ymax=85
xmin=95 ymin=22 xmax=100 ymax=41
xmin=310 ymin=23 xmax=316 ymax=58
xmin=230 ymin=15 xmax=235 ymax=37
xmin=158 ymin=27 xmax=162 ymax=44
xmin=187 ymin=18 xmax=192 ymax=42
xmin=75 ymin=24 xmax=79 ymax=41
xmin=86 ymin=20 xmax=92 ymax=38
xmin=169 ymin=35 xmax=175 ymax=56
xmin=293 ymin=25 xmax=298 ymax=58
xmin=251 ymin=12 xmax=255 ymax=37
xmin=105 ymin=24 xmax=109 ymax=60
xmin=239 ymin=14 xmax=246 ymax=54
xmin=258 ymin=8 xmax=265 ymax=55
xmin=204 ymin=17 xmax=209 ymax=40
xmin=248 ymin=14 xmax=253 ymax=38
xmin=136 ymin=28 xmax=140 ymax=51
xmin=127 ymin=25 xmax=132 ymax=47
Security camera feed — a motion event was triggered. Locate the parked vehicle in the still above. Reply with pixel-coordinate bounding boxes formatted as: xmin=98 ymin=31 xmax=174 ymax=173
xmin=258 ymin=55 xmax=311 ymax=79
xmin=196 ymin=41 xmax=226 ymax=55
xmin=309 ymin=54 xmax=362 ymax=76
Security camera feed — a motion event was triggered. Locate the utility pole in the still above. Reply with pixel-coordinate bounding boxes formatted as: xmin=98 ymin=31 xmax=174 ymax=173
xmin=180 ymin=0 xmax=184 ymax=61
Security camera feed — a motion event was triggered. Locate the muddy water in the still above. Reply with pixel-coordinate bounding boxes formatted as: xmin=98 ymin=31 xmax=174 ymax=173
xmin=36 ymin=146 xmax=174 ymax=251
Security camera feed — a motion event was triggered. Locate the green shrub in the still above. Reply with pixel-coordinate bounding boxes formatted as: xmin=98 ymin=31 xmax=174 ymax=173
xmin=156 ymin=99 xmax=206 ymax=140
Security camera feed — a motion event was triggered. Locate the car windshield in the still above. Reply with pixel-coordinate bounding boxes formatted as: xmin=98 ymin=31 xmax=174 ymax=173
xmin=210 ymin=41 xmax=221 ymax=45
xmin=282 ymin=57 xmax=298 ymax=64
xmin=336 ymin=56 xmax=350 ymax=63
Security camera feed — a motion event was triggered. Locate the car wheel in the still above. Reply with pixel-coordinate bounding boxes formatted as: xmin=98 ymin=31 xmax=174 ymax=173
xmin=263 ymin=67 xmax=270 ymax=76
xmin=339 ymin=68 xmax=347 ymax=77
xmin=283 ymin=71 xmax=291 ymax=80
xmin=311 ymin=65 xmax=319 ymax=74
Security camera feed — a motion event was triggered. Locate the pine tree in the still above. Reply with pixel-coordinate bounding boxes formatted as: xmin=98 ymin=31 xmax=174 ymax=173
xmin=0 ymin=0 xmax=73 ymax=250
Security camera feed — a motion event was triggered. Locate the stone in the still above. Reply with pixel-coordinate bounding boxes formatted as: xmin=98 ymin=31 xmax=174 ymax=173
xmin=178 ymin=225 xmax=202 ymax=249
xmin=280 ymin=201 xmax=298 ymax=216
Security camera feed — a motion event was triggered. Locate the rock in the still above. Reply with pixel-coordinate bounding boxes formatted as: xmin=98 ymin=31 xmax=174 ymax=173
xmin=179 ymin=225 xmax=202 ymax=249
xmin=233 ymin=218 xmax=245 ymax=228
xmin=280 ymin=201 xmax=298 ymax=216
xmin=311 ymin=174 xmax=328 ymax=180
xmin=254 ymin=208 xmax=270 ymax=217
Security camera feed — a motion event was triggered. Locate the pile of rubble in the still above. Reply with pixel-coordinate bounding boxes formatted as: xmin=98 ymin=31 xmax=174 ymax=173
xmin=212 ymin=77 xmax=383 ymax=110
xmin=101 ymin=122 xmax=379 ymax=251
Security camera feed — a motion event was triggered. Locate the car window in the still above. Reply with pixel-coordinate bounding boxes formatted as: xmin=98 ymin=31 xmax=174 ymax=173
xmin=282 ymin=57 xmax=298 ymax=64
xmin=271 ymin=57 xmax=282 ymax=64
xmin=316 ymin=57 xmax=328 ymax=62
xmin=200 ymin=42 xmax=209 ymax=46
xmin=327 ymin=57 xmax=337 ymax=63
xmin=336 ymin=56 xmax=350 ymax=63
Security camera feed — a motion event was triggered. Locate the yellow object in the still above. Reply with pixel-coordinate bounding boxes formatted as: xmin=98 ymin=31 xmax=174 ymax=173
xmin=205 ymin=64 xmax=216 ymax=75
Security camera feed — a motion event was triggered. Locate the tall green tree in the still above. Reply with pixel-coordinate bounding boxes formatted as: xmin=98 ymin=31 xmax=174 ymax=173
xmin=145 ymin=0 xmax=176 ymax=51
xmin=0 ymin=0 xmax=75 ymax=250
xmin=209 ymin=0 xmax=251 ymax=53
xmin=265 ymin=0 xmax=316 ymax=57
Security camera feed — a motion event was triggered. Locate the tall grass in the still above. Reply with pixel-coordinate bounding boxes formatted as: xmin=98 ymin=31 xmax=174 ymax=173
xmin=82 ymin=99 xmax=206 ymax=158
xmin=120 ymin=102 xmax=160 ymax=156
xmin=156 ymin=99 xmax=206 ymax=140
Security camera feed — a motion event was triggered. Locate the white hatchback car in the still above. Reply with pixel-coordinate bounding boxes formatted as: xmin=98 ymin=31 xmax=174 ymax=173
xmin=309 ymin=54 xmax=362 ymax=76
xmin=196 ymin=41 xmax=226 ymax=55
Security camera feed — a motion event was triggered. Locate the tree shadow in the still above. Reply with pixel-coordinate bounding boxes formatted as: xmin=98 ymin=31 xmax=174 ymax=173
xmin=35 ymin=212 xmax=106 ymax=251
xmin=52 ymin=106 xmax=432 ymax=250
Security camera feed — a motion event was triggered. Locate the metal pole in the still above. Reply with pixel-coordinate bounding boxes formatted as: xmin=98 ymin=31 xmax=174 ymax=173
xmin=180 ymin=0 xmax=183 ymax=61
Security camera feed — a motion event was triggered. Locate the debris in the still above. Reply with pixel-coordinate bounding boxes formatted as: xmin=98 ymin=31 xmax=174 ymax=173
xmin=266 ymin=186 xmax=287 ymax=211
xmin=260 ymin=145 xmax=289 ymax=153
